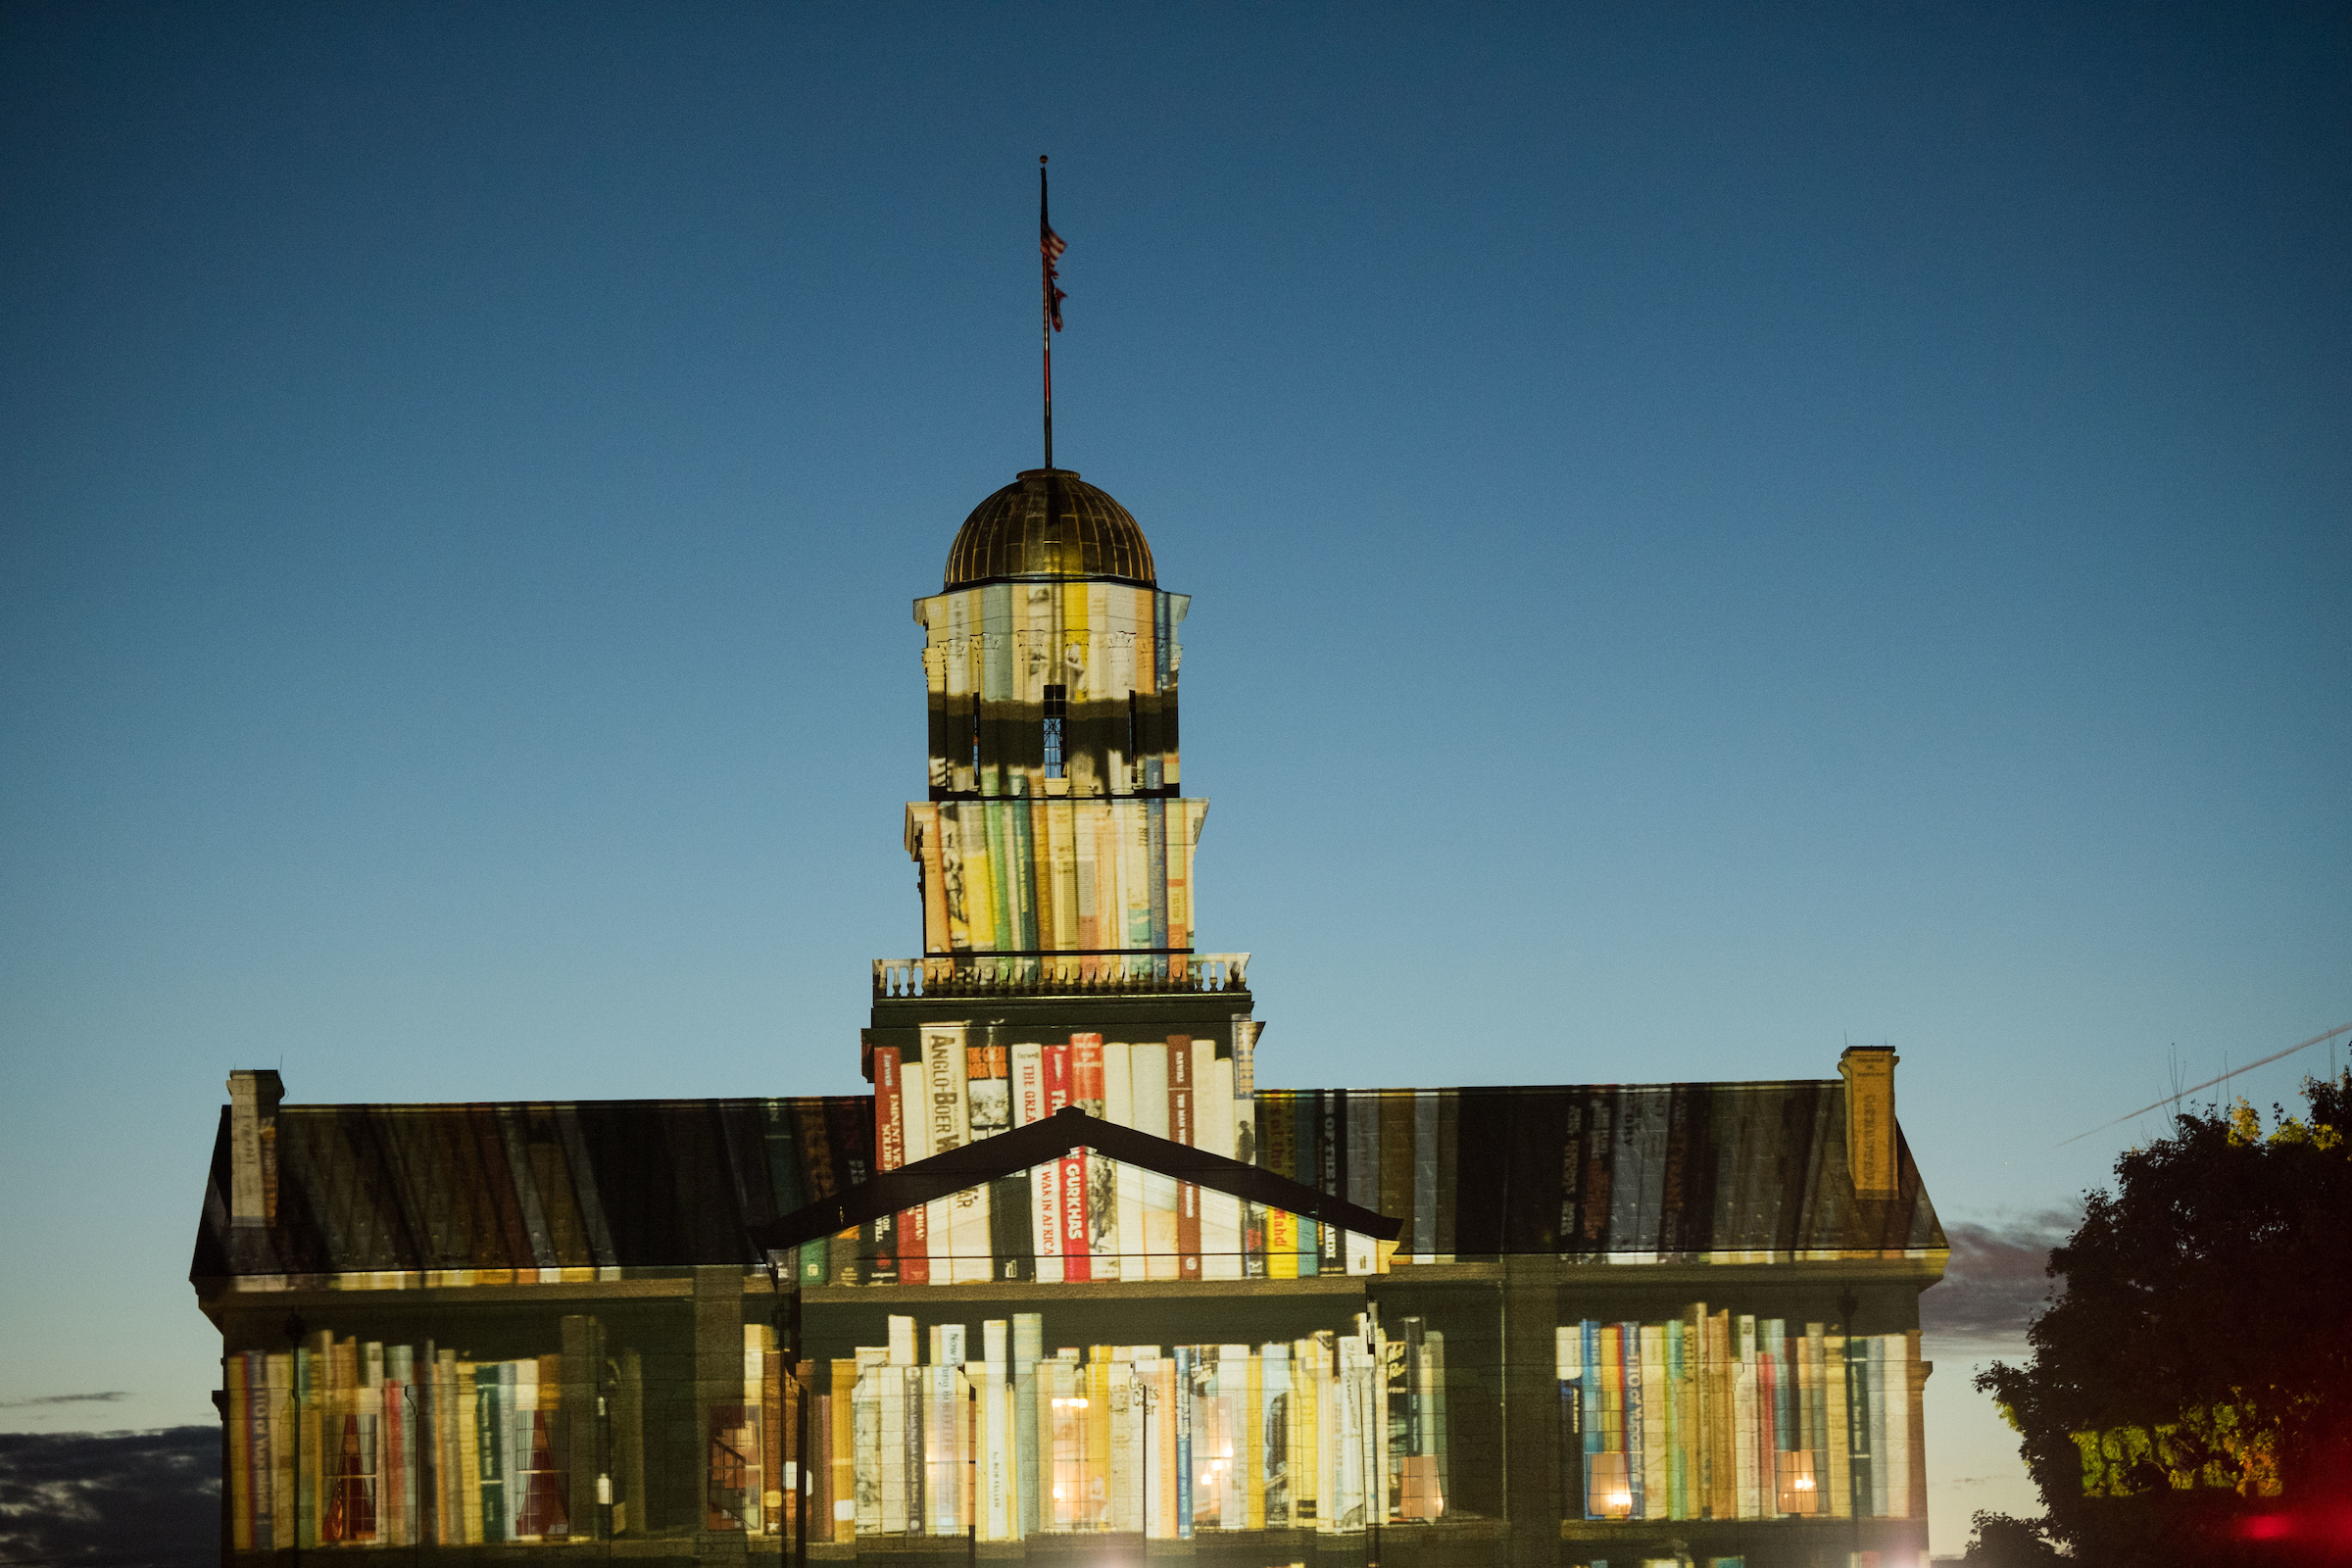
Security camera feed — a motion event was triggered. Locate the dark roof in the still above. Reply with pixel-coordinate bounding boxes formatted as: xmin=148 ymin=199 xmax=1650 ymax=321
xmin=192 ymin=1081 xmax=1941 ymax=1282
xmin=749 ymin=1104 xmax=1403 ymax=1254
xmin=1253 ymin=1082 xmax=1943 ymax=1260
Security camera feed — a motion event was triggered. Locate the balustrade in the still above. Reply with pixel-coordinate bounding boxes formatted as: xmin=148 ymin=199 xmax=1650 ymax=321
xmin=872 ymin=952 xmax=1250 ymax=998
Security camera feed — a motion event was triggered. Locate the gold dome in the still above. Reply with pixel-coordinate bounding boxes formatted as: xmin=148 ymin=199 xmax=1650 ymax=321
xmin=944 ymin=469 xmax=1155 ymax=589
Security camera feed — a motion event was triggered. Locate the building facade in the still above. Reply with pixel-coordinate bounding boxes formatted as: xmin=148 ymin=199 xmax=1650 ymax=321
xmin=192 ymin=466 xmax=1948 ymax=1565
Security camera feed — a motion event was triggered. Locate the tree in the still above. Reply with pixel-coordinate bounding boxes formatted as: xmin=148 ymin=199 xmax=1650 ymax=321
xmin=1978 ymin=1071 xmax=2352 ymax=1565
xmin=1961 ymin=1509 xmax=2062 ymax=1564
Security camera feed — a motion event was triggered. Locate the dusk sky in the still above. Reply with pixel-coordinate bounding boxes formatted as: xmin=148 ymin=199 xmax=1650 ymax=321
xmin=3 ymin=5 xmax=2345 ymax=1554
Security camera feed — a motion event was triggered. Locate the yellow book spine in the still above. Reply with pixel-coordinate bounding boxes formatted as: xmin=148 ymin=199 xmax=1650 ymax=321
xmin=1598 ymin=1325 xmax=1622 ymax=1471
xmin=457 ymin=1363 xmax=483 ymax=1544
xmin=1156 ymin=1357 xmax=1179 ymax=1539
xmin=1087 ymin=1354 xmax=1112 ymax=1530
xmin=1268 ymin=1209 xmax=1299 ymax=1280
xmin=225 ymin=1357 xmax=252 ymax=1550
xmin=1712 ymin=1310 xmax=1736 ymax=1521
xmin=741 ymin=1325 xmax=765 ymax=1535
xmin=1826 ymin=1335 xmax=1850 ymax=1519
xmin=300 ymin=1369 xmax=323 ymax=1546
xmin=268 ymin=1354 xmax=293 ymax=1551
xmin=1295 ymin=1341 xmax=1318 ymax=1526
xmin=1246 ymin=1352 xmax=1265 ymax=1529
xmin=830 ymin=1360 xmax=858 ymax=1544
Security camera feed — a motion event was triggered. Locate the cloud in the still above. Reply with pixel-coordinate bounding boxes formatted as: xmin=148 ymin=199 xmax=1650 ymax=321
xmin=1920 ymin=1205 xmax=2079 ymax=1345
xmin=0 ymin=1427 xmax=220 ymax=1568
xmin=0 ymin=1392 xmax=130 ymax=1409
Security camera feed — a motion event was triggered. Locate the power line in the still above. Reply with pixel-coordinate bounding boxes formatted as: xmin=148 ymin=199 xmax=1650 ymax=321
xmin=2057 ymin=1019 xmax=2352 ymax=1147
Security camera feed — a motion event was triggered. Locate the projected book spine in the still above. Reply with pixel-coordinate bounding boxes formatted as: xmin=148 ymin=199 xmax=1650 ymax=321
xmin=1557 ymin=1325 xmax=1584 ymax=1520
xmin=872 ymin=1047 xmax=911 ymax=1285
xmin=1035 ymin=1043 xmax=1068 ymax=1283
xmin=1200 ymin=1050 xmax=1242 ymax=1280
xmin=1135 ymin=1040 xmax=1178 ymax=1279
xmin=1168 ymin=1035 xmax=1200 ymax=1278
xmin=1073 ymin=1034 xmax=1113 ymax=1280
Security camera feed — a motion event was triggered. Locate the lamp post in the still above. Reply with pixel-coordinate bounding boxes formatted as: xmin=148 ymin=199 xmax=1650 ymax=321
xmin=1839 ymin=1289 xmax=1862 ymax=1567
xmin=758 ymin=1250 xmax=806 ymax=1568
xmin=795 ymin=1368 xmax=809 ymax=1568
xmin=398 ymin=1382 xmax=422 ymax=1568
xmin=1363 ymin=1348 xmax=1381 ymax=1568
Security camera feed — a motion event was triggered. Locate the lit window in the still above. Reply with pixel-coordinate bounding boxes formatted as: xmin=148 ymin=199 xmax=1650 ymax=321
xmin=1586 ymin=1451 xmax=1634 ymax=1518
xmin=1042 ymin=684 xmax=1067 ymax=779
xmin=1777 ymin=1449 xmax=1820 ymax=1515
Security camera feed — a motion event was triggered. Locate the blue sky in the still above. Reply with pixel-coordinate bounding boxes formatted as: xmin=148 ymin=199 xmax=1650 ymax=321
xmin=3 ymin=4 xmax=2345 ymax=1552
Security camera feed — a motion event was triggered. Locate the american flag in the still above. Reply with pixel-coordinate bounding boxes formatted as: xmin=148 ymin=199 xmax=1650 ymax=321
xmin=1042 ymin=220 xmax=1067 ymax=332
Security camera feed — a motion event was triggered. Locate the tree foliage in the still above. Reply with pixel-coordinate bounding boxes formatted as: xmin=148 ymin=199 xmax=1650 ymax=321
xmin=1961 ymin=1509 xmax=2063 ymax=1564
xmin=1978 ymin=1071 xmax=2352 ymax=1564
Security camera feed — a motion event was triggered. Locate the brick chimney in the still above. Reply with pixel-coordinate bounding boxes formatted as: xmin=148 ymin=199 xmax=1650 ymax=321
xmin=226 ymin=1069 xmax=283 ymax=1268
xmin=1838 ymin=1047 xmax=1898 ymax=1197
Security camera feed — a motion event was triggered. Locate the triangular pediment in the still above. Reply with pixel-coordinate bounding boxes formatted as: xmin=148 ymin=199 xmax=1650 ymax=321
xmin=747 ymin=1103 xmax=1399 ymax=1257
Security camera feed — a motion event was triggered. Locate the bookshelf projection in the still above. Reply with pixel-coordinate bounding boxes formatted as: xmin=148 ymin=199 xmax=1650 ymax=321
xmin=221 ymin=1324 xmax=806 ymax=1549
xmin=851 ymin=1035 xmax=1384 ymax=1288
xmin=1557 ymin=1312 xmax=1923 ymax=1523
xmin=907 ymin=574 xmax=1200 ymax=962
xmin=812 ymin=1307 xmax=1445 ymax=1544
xmin=197 ymin=1081 xmax=1938 ymax=1292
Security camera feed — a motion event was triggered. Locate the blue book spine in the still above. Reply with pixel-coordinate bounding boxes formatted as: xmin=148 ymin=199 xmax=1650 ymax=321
xmin=1582 ymin=1321 xmax=1603 ymax=1517
xmin=1667 ymin=1320 xmax=1686 ymax=1518
xmin=1175 ymin=1348 xmax=1194 ymax=1538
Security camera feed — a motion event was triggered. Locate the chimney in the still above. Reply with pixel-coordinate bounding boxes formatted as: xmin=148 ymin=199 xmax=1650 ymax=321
xmin=226 ymin=1069 xmax=284 ymax=1243
xmin=1838 ymin=1047 xmax=1898 ymax=1197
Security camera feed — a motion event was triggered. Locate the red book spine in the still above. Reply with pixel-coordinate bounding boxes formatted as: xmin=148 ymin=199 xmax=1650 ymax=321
xmin=872 ymin=1048 xmax=905 ymax=1282
xmin=878 ymin=1048 xmax=927 ymax=1285
xmin=1072 ymin=1034 xmax=1104 ymax=1113
xmin=1043 ymin=1043 xmax=1073 ymax=1115
xmin=1072 ymin=1034 xmax=1105 ymax=1278
xmin=1058 ymin=1150 xmax=1091 ymax=1281
xmin=1061 ymin=1036 xmax=1099 ymax=1281
xmin=1169 ymin=1034 xmax=1200 ymax=1279
xmin=1049 ymin=1048 xmax=1082 ymax=1278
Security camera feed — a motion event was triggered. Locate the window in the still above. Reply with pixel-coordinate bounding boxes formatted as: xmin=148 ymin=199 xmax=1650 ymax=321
xmin=1042 ymin=684 xmax=1067 ymax=779
xmin=969 ymin=694 xmax=981 ymax=774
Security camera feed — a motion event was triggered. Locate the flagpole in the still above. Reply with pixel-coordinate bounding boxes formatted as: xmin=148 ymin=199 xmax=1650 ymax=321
xmin=1040 ymin=154 xmax=1054 ymax=470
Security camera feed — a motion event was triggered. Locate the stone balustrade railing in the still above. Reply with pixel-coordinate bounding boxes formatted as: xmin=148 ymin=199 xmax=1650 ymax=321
xmin=872 ymin=952 xmax=1250 ymax=999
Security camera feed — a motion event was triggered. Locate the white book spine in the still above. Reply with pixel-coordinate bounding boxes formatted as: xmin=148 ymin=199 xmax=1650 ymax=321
xmin=1199 ymin=1054 xmax=1242 ymax=1279
xmin=1886 ymin=1336 xmax=1911 ymax=1519
xmin=1103 ymin=1044 xmax=1146 ymax=1277
xmin=856 ymin=1366 xmax=885 ymax=1537
xmin=920 ymin=1026 xmax=980 ymax=1282
xmin=1107 ymin=1361 xmax=1138 ymax=1533
xmin=1011 ymin=1043 xmax=1059 ymax=1282
xmin=1131 ymin=1043 xmax=1177 ymax=1279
